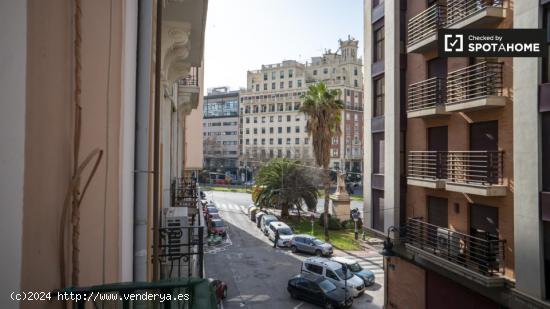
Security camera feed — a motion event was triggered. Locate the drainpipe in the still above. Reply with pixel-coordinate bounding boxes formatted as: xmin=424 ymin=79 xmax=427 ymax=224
xmin=133 ymin=0 xmax=153 ymax=282
xmin=152 ymin=0 xmax=163 ymax=281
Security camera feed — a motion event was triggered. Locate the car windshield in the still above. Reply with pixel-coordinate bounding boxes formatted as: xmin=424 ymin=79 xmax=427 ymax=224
xmin=312 ymin=239 xmax=325 ymax=246
xmin=212 ymin=221 xmax=224 ymax=227
xmin=318 ymin=280 xmax=336 ymax=293
xmin=335 ymin=268 xmax=354 ymax=280
xmin=278 ymin=228 xmax=293 ymax=235
xmin=208 ymin=207 xmax=218 ymax=213
xmin=348 ymin=263 xmax=362 ymax=272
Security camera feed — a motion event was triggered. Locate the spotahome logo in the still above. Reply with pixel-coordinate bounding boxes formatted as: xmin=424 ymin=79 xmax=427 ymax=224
xmin=439 ymin=29 xmax=547 ymax=57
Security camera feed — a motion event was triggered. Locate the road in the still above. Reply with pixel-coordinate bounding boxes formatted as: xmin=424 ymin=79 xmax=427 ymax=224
xmin=204 ymin=191 xmax=384 ymax=309
xmin=202 ymin=190 xmax=364 ymax=215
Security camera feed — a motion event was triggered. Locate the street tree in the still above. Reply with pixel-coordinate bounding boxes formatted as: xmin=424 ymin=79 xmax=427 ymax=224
xmin=254 ymin=158 xmax=319 ymax=218
xmin=300 ymin=82 xmax=344 ymax=241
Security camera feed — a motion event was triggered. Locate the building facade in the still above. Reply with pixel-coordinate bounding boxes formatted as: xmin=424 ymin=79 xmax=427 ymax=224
xmin=0 ymin=0 xmax=209 ymax=307
xmin=364 ymin=0 xmax=549 ymax=308
xmin=239 ymin=38 xmax=364 ymax=175
xmin=203 ymin=87 xmax=240 ymax=177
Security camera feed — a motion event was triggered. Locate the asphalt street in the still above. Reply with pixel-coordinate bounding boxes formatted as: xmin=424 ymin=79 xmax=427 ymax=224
xmin=204 ymin=191 xmax=384 ymax=309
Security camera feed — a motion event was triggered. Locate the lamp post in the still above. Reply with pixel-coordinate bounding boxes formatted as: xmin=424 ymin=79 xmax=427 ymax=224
xmin=310 ymin=214 xmax=315 ymax=236
xmin=351 ymin=208 xmax=360 ymax=240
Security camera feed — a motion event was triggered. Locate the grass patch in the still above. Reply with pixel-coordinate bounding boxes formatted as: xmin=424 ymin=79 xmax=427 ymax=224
xmin=201 ymin=186 xmax=251 ymax=193
xmin=285 ymin=217 xmax=361 ymax=251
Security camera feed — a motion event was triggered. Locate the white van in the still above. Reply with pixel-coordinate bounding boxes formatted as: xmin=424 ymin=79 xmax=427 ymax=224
xmin=301 ymin=257 xmax=366 ymax=298
xmin=267 ymin=222 xmax=294 ymax=247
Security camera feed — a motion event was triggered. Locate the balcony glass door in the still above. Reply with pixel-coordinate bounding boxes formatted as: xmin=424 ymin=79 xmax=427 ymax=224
xmin=470 ymin=204 xmax=499 ymax=275
xmin=469 ymin=121 xmax=498 ymax=184
xmin=428 ymin=126 xmax=448 ymax=179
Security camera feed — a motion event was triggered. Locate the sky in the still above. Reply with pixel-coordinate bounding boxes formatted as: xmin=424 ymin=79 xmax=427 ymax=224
xmin=203 ymin=0 xmax=364 ymax=94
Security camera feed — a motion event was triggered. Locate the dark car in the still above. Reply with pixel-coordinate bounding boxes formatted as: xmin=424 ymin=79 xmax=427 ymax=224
xmin=208 ymin=219 xmax=227 ymax=237
xmin=287 ymin=274 xmax=353 ymax=309
xmin=208 ymin=278 xmax=227 ymax=305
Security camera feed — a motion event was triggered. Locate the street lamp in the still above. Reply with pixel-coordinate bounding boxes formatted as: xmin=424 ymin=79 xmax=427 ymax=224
xmin=351 ymin=208 xmax=360 ymax=240
xmin=309 ymin=214 xmax=315 ymax=236
xmin=380 ymin=226 xmax=400 ymax=257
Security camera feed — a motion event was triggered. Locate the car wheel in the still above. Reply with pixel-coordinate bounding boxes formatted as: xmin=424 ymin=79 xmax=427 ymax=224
xmin=324 ymin=301 xmax=334 ymax=309
xmin=315 ymin=249 xmax=323 ymax=256
xmin=291 ymin=246 xmax=298 ymax=253
xmin=222 ymin=287 xmax=227 ymax=299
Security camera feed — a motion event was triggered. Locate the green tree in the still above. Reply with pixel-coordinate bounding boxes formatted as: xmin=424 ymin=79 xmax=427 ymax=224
xmin=254 ymin=158 xmax=319 ymax=217
xmin=300 ymin=82 xmax=344 ymax=241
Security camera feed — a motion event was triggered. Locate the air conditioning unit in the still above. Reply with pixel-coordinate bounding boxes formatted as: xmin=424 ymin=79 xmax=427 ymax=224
xmin=162 ymin=207 xmax=189 ymax=261
xmin=436 ymin=228 xmax=460 ymax=257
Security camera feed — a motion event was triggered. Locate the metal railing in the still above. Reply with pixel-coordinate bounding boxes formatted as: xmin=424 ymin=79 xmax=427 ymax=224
xmin=408 ymin=151 xmax=447 ymax=179
xmin=406 ymin=218 xmax=506 ymax=277
xmin=407 ymin=3 xmax=447 ymax=48
xmin=171 ymin=177 xmax=199 ymax=209
xmin=178 ymin=66 xmax=200 ymax=87
xmin=407 ymin=77 xmax=447 ymax=112
xmin=345 ymin=105 xmax=364 ymax=111
xmin=159 ymin=226 xmax=204 ymax=280
xmin=447 ymin=150 xmax=503 ymax=185
xmin=447 ymin=61 xmax=504 ymax=105
xmin=447 ymin=0 xmax=504 ymax=26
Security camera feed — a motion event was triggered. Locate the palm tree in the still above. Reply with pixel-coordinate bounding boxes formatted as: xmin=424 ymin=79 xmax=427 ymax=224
xmin=300 ymin=82 xmax=344 ymax=241
xmin=254 ymin=158 xmax=319 ymax=217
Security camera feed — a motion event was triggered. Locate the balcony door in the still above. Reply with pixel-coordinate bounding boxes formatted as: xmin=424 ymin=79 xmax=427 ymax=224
xmin=469 ymin=121 xmax=498 ymax=184
xmin=428 ymin=126 xmax=447 ymax=179
xmin=427 ymin=196 xmax=448 ymax=228
xmin=427 ymin=57 xmax=447 ymax=79
xmin=470 ymin=204 xmax=499 ymax=275
xmin=372 ymin=189 xmax=385 ymax=232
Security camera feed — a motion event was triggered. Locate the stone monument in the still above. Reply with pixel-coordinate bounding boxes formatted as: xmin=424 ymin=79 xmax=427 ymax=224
xmin=329 ymin=172 xmax=351 ymax=221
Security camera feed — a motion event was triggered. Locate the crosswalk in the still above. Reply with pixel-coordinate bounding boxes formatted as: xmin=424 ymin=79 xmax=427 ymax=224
xmin=215 ymin=203 xmax=248 ymax=212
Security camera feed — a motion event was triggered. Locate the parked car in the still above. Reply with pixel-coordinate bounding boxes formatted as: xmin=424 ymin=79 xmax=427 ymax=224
xmin=205 ymin=206 xmax=219 ymax=221
xmin=267 ymin=222 xmax=294 ymax=247
xmin=301 ymin=257 xmax=366 ymax=298
xmin=208 ymin=278 xmax=227 ymax=305
xmin=249 ymin=207 xmax=259 ymax=221
xmin=287 ymin=274 xmax=353 ymax=309
xmin=331 ymin=256 xmax=375 ymax=286
xmin=208 ymin=219 xmax=227 ymax=237
xmin=255 ymin=211 xmax=266 ymax=228
xmin=208 ymin=212 xmax=221 ymax=221
xmin=290 ymin=235 xmax=333 ymax=256
xmin=260 ymin=214 xmax=278 ymax=235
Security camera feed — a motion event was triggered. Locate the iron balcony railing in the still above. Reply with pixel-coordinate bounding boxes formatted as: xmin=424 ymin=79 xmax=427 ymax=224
xmin=407 ymin=3 xmax=447 ymax=48
xmin=447 ymin=150 xmax=503 ymax=185
xmin=407 ymin=77 xmax=447 ymax=112
xmin=408 ymin=151 xmax=448 ymax=180
xmin=345 ymin=104 xmax=364 ymax=111
xmin=406 ymin=218 xmax=506 ymax=277
xmin=447 ymin=61 xmax=504 ymax=106
xmin=159 ymin=226 xmax=205 ymax=280
xmin=178 ymin=66 xmax=200 ymax=87
xmin=408 ymin=150 xmax=503 ymax=185
xmin=171 ymin=177 xmax=199 ymax=208
xmin=447 ymin=0 xmax=504 ymax=26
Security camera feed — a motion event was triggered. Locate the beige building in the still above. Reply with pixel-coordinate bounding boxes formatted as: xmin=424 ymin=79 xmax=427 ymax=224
xmin=0 ymin=0 xmax=208 ymax=308
xmin=240 ymin=38 xmax=364 ymax=174
xmin=363 ymin=0 xmax=549 ymax=308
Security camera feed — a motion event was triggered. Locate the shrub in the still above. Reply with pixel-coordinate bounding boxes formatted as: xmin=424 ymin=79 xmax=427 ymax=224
xmin=342 ymin=218 xmax=363 ymax=230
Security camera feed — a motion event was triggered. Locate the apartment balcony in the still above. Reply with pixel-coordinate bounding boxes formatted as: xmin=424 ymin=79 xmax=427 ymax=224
xmin=178 ymin=67 xmax=200 ymax=112
xmin=405 ymin=218 xmax=507 ymax=287
xmin=446 ymin=61 xmax=506 ymax=112
xmin=446 ymin=151 xmax=506 ymax=196
xmin=407 ymin=77 xmax=449 ymax=118
xmin=446 ymin=0 xmax=506 ymax=29
xmin=407 ymin=151 xmax=447 ymax=189
xmin=345 ymin=105 xmax=364 ymax=111
xmin=407 ymin=3 xmax=447 ymax=53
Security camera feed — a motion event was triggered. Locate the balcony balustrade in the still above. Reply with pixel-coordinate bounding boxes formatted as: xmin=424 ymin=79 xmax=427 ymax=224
xmin=407 ymin=77 xmax=448 ymax=118
xmin=405 ymin=218 xmax=507 ymax=286
xmin=446 ymin=61 xmax=506 ymax=112
xmin=407 ymin=150 xmax=506 ymax=196
xmin=407 ymin=151 xmax=447 ymax=188
xmin=447 ymin=0 xmax=506 ymax=29
xmin=407 ymin=3 xmax=447 ymax=53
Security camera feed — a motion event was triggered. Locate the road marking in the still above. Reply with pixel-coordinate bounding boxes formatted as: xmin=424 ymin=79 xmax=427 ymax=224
xmin=293 ymin=302 xmax=304 ymax=309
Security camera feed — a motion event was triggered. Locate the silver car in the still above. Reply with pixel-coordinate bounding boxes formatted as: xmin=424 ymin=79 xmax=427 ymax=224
xmin=289 ymin=234 xmax=333 ymax=256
